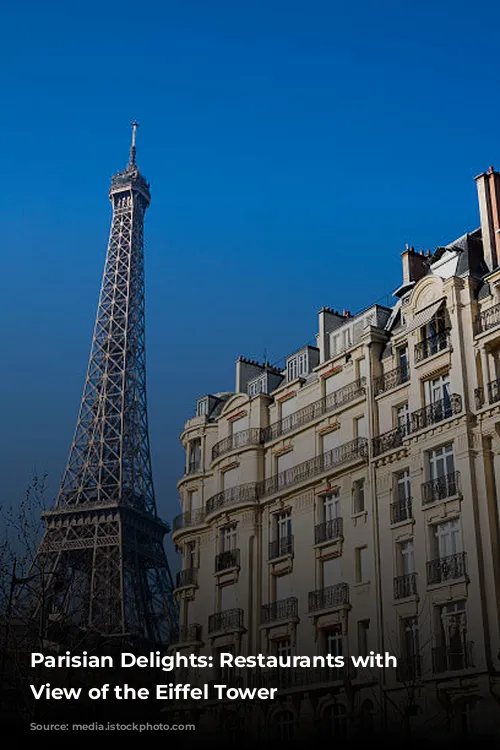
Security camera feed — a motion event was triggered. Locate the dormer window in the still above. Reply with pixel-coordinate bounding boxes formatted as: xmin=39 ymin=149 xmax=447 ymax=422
xmin=285 ymin=346 xmax=319 ymax=382
xmin=197 ymin=398 xmax=208 ymax=417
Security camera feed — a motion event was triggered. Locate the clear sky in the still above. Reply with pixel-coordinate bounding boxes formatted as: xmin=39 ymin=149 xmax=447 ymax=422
xmin=1 ymin=0 xmax=499 ymax=562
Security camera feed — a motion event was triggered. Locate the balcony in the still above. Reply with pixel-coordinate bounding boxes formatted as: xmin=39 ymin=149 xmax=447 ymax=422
xmin=173 ymin=508 xmax=206 ymax=532
xmin=427 ymin=552 xmax=467 ymax=585
xmin=208 ymin=608 xmax=244 ymax=635
xmin=422 ymin=471 xmax=461 ymax=505
xmin=269 ymin=535 xmax=294 ymax=560
xmin=475 ymin=302 xmax=500 ymax=334
xmin=390 ymin=497 xmax=412 ymax=524
xmin=256 ymin=663 xmax=356 ymax=691
xmin=261 ymin=596 xmax=298 ymax=625
xmin=308 ymin=582 xmax=349 ymax=613
xmin=175 ymin=568 xmax=198 ymax=589
xmin=373 ymin=424 xmax=408 ymax=457
xmin=393 ymin=572 xmax=418 ymax=600
xmin=410 ymin=394 xmax=461 ymax=432
xmin=258 ymin=438 xmax=368 ymax=497
xmin=432 ymin=641 xmax=474 ymax=673
xmin=488 ymin=378 xmax=500 ymax=405
xmin=314 ymin=517 xmax=343 ymax=545
xmin=261 ymin=379 xmax=366 ymax=443
xmin=173 ymin=623 xmax=202 ymax=644
xmin=206 ymin=482 xmax=259 ymax=516
xmin=414 ymin=329 xmax=451 ymax=363
xmin=215 ymin=549 xmax=240 ymax=572
xmin=374 ymin=364 xmax=409 ymax=396
xmin=212 ymin=428 xmax=263 ymax=461
xmin=396 ymin=655 xmax=421 ymax=683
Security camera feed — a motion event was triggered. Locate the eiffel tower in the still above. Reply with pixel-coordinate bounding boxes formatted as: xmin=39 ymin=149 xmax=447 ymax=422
xmin=17 ymin=125 xmax=178 ymax=646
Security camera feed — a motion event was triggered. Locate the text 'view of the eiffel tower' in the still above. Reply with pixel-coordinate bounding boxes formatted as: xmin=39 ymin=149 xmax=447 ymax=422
xmin=21 ymin=124 xmax=178 ymax=646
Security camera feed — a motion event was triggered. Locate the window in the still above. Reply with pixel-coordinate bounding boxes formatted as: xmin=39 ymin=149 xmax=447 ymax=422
xmin=324 ymin=625 xmax=343 ymax=680
xmin=276 ymin=509 xmax=292 ymax=542
xmin=355 ymin=546 xmax=368 ymax=583
xmin=220 ymin=583 xmax=237 ymax=611
xmin=395 ymin=468 xmax=411 ymax=501
xmin=197 ymin=398 xmax=208 ymax=416
xmin=353 ymin=479 xmax=365 ymax=514
xmin=356 ymin=358 xmax=366 ymax=380
xmin=272 ymin=710 xmax=295 ymax=741
xmin=322 ymin=556 xmax=341 ymax=587
xmin=397 ymin=345 xmax=408 ymax=376
xmin=287 ymin=358 xmax=298 ymax=382
xmin=396 ymin=403 xmax=410 ymax=434
xmin=322 ymin=428 xmax=340 ymax=454
xmin=248 ymin=378 xmax=265 ymax=397
xmin=220 ymin=524 xmax=237 ymax=552
xmin=275 ymin=573 xmax=292 ymax=601
xmin=358 ymin=620 xmax=370 ymax=656
xmin=298 ymin=351 xmax=308 ymax=376
xmin=185 ymin=541 xmax=197 ymax=569
xmin=428 ymin=443 xmax=454 ymax=481
xmin=275 ymin=638 xmax=291 ymax=659
xmin=434 ymin=518 xmax=462 ymax=558
xmin=188 ymin=438 xmax=201 ymax=473
xmin=401 ymin=616 xmax=420 ymax=674
xmin=187 ymin=488 xmax=200 ymax=512
xmin=436 ymin=601 xmax=468 ymax=670
xmin=425 ymin=373 xmax=450 ymax=406
xmin=322 ymin=492 xmax=340 ymax=522
xmin=399 ymin=539 xmax=415 ymax=575
xmin=217 ymin=644 xmax=234 ymax=682
xmin=323 ymin=704 xmax=348 ymax=736
xmin=355 ymin=415 xmax=366 ymax=438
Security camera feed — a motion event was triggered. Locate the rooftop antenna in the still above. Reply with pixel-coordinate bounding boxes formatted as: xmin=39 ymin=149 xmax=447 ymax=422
xmin=129 ymin=121 xmax=139 ymax=168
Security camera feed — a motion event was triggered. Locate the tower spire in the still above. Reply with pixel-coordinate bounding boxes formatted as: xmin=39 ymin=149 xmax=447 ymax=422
xmin=128 ymin=120 xmax=139 ymax=168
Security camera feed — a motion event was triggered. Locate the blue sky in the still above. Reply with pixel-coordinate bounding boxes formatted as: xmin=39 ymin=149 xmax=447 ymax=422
xmin=0 ymin=0 xmax=498 ymax=559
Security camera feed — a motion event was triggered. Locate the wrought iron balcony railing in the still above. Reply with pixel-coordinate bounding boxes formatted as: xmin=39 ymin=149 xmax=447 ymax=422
xmin=427 ymin=552 xmax=467 ymax=585
xmin=390 ymin=497 xmax=412 ymax=524
xmin=374 ymin=364 xmax=410 ymax=396
xmin=173 ymin=623 xmax=202 ymax=644
xmin=488 ymin=377 xmax=500 ymax=405
xmin=314 ymin=517 xmax=343 ymax=545
xmin=396 ymin=655 xmax=421 ymax=683
xmin=432 ymin=641 xmax=474 ymax=673
xmin=422 ymin=471 xmax=460 ymax=505
xmin=475 ymin=302 xmax=500 ymax=334
xmin=269 ymin=535 xmax=294 ymax=560
xmin=372 ymin=424 xmax=408 ymax=457
xmin=414 ymin=329 xmax=451 ymax=363
xmin=215 ymin=549 xmax=240 ymax=572
xmin=393 ymin=572 xmax=417 ymax=600
xmin=175 ymin=568 xmax=198 ymax=588
xmin=261 ymin=596 xmax=298 ymax=625
xmin=410 ymin=394 xmax=462 ymax=432
xmin=308 ymin=583 xmax=349 ymax=613
xmin=261 ymin=379 xmax=366 ymax=443
xmin=173 ymin=507 xmax=206 ymax=532
xmin=208 ymin=608 xmax=244 ymax=635
xmin=212 ymin=428 xmax=263 ymax=461
xmin=206 ymin=482 xmax=259 ymax=515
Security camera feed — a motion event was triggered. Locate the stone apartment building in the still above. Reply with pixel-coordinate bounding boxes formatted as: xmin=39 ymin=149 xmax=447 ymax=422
xmin=168 ymin=165 xmax=500 ymax=742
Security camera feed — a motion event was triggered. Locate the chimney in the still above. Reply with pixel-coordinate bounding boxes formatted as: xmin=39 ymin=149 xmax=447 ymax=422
xmin=400 ymin=245 xmax=428 ymax=286
xmin=475 ymin=165 xmax=500 ymax=272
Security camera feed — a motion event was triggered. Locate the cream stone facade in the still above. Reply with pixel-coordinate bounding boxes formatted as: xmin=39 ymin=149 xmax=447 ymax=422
xmin=166 ymin=166 xmax=500 ymax=742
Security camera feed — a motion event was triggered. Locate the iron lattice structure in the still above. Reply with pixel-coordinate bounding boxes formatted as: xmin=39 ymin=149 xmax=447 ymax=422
xmin=20 ymin=126 xmax=178 ymax=645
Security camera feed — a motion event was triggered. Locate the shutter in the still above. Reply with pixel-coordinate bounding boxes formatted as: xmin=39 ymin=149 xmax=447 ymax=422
xmin=277 ymin=451 xmax=295 ymax=474
xmin=223 ymin=467 xmax=240 ymax=490
xmin=325 ymin=374 xmax=340 ymax=395
xmin=231 ymin=414 xmax=249 ymax=432
xmin=189 ymin=489 xmax=199 ymax=511
xmin=220 ymin=584 xmax=237 ymax=611
xmin=276 ymin=574 xmax=292 ymax=600
xmin=280 ymin=396 xmax=296 ymax=420
xmin=356 ymin=416 xmax=367 ymax=438
xmin=357 ymin=358 xmax=366 ymax=380
xmin=322 ymin=429 xmax=340 ymax=454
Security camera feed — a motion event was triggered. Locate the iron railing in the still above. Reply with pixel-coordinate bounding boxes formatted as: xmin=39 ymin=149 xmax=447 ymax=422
xmin=427 ymin=552 xmax=467 ymax=585
xmin=206 ymin=482 xmax=259 ymax=515
xmin=261 ymin=596 xmax=298 ymax=625
xmin=174 ymin=623 xmax=202 ymax=643
xmin=432 ymin=641 xmax=474 ymax=673
xmin=422 ymin=471 xmax=460 ymax=505
xmin=212 ymin=428 xmax=263 ymax=461
xmin=475 ymin=302 xmax=500 ymax=334
xmin=173 ymin=507 xmax=206 ymax=532
xmin=488 ymin=378 xmax=500 ymax=404
xmin=261 ymin=379 xmax=366 ymax=443
xmin=215 ymin=549 xmax=240 ymax=572
xmin=393 ymin=572 xmax=418 ymax=600
xmin=269 ymin=535 xmax=294 ymax=560
xmin=308 ymin=583 xmax=349 ymax=612
xmin=372 ymin=424 xmax=408 ymax=457
xmin=390 ymin=497 xmax=412 ymax=524
xmin=255 ymin=663 xmax=356 ymax=691
xmin=175 ymin=568 xmax=198 ymax=588
xmin=374 ymin=365 xmax=410 ymax=396
xmin=414 ymin=329 xmax=451 ymax=363
xmin=208 ymin=608 xmax=244 ymax=634
xmin=314 ymin=517 xmax=343 ymax=545
xmin=410 ymin=394 xmax=462 ymax=432
xmin=396 ymin=656 xmax=421 ymax=683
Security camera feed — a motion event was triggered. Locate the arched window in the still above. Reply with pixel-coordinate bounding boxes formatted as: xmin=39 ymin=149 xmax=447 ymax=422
xmin=323 ymin=703 xmax=348 ymax=736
